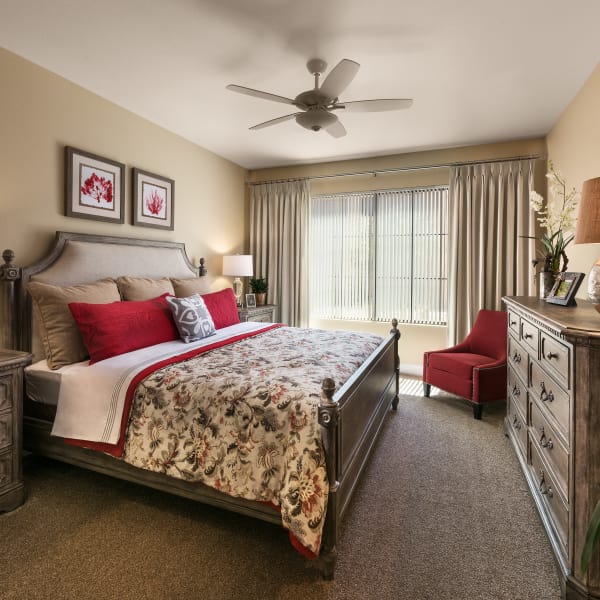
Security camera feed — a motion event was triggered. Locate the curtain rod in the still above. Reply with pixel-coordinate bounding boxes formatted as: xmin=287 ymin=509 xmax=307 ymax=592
xmin=246 ymin=153 xmax=544 ymax=186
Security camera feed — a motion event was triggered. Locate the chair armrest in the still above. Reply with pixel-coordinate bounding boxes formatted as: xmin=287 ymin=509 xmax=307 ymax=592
xmin=473 ymin=360 xmax=507 ymax=402
xmin=423 ymin=340 xmax=472 ymax=361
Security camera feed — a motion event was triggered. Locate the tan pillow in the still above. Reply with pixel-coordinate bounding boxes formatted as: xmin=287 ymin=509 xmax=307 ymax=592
xmin=171 ymin=277 xmax=211 ymax=297
xmin=116 ymin=276 xmax=175 ymax=301
xmin=27 ymin=278 xmax=120 ymax=370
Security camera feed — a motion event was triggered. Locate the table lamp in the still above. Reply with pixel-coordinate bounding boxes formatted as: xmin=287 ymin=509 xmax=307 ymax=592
xmin=222 ymin=254 xmax=253 ymax=306
xmin=574 ymin=176 xmax=600 ymax=306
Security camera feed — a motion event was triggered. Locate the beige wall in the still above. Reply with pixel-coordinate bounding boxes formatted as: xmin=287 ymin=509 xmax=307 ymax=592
xmin=0 ymin=48 xmax=246 ymax=292
xmin=546 ymin=62 xmax=600 ymax=295
xmin=250 ymin=139 xmax=546 ymax=367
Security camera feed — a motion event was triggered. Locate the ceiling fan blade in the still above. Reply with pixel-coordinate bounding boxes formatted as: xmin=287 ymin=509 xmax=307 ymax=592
xmin=226 ymin=84 xmax=295 ymax=106
xmin=340 ymin=99 xmax=413 ymax=112
xmin=326 ymin=119 xmax=347 ymax=138
xmin=249 ymin=113 xmax=301 ymax=130
xmin=320 ymin=59 xmax=360 ymax=99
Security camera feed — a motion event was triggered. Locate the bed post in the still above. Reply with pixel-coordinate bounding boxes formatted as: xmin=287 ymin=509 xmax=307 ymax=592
xmin=0 ymin=249 xmax=19 ymax=350
xmin=391 ymin=318 xmax=400 ymax=410
xmin=317 ymin=377 xmax=339 ymax=579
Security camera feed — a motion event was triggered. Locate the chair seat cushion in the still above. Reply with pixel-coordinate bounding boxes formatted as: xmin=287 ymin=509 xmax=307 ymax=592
xmin=428 ymin=352 xmax=494 ymax=380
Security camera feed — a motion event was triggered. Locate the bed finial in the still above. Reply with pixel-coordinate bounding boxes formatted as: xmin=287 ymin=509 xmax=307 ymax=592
xmin=198 ymin=257 xmax=207 ymax=277
xmin=0 ymin=249 xmax=20 ymax=349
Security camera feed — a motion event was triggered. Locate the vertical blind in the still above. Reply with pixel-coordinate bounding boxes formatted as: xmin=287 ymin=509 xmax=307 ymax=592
xmin=310 ymin=186 xmax=448 ymax=325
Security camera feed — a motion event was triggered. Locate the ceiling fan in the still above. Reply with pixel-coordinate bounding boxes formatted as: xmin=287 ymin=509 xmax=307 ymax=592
xmin=226 ymin=58 xmax=413 ymax=138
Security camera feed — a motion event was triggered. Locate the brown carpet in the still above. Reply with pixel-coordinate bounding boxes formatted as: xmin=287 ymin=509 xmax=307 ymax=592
xmin=0 ymin=380 xmax=562 ymax=600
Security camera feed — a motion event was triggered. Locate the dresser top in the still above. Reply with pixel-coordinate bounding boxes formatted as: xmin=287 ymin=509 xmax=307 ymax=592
xmin=503 ymin=296 xmax=600 ymax=338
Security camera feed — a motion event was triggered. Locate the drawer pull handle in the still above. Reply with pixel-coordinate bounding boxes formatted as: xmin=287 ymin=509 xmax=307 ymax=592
xmin=512 ymin=352 xmax=522 ymax=364
xmin=546 ymin=351 xmax=558 ymax=360
xmin=510 ymin=320 xmax=517 ymax=326
xmin=524 ymin=333 xmax=533 ymax=339
xmin=512 ymin=385 xmax=520 ymax=397
xmin=539 ymin=382 xmax=554 ymax=403
xmin=539 ymin=471 xmax=554 ymax=498
xmin=512 ymin=414 xmax=522 ymax=430
xmin=539 ymin=427 xmax=554 ymax=450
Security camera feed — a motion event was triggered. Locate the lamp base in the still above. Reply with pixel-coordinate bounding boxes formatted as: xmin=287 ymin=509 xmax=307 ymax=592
xmin=587 ymin=258 xmax=600 ymax=304
xmin=232 ymin=277 xmax=243 ymax=307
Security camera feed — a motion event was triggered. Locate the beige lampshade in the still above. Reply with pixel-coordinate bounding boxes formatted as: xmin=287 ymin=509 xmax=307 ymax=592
xmin=222 ymin=254 xmax=253 ymax=277
xmin=575 ymin=177 xmax=600 ymax=244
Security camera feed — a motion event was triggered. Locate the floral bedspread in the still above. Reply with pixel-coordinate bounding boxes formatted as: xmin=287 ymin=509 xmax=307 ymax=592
xmin=122 ymin=326 xmax=382 ymax=555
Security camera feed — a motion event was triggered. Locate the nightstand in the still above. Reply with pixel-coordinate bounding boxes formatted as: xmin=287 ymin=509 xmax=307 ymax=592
xmin=0 ymin=349 xmax=32 ymax=512
xmin=238 ymin=304 xmax=277 ymax=323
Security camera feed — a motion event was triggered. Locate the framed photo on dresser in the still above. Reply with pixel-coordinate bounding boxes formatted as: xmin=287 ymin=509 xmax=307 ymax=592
xmin=546 ymin=271 xmax=585 ymax=306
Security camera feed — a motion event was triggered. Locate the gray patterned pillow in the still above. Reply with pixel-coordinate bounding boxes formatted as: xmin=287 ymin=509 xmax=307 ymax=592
xmin=166 ymin=294 xmax=216 ymax=343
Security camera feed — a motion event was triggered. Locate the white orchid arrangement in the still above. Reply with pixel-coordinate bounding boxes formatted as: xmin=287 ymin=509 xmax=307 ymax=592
xmin=529 ymin=160 xmax=579 ymax=273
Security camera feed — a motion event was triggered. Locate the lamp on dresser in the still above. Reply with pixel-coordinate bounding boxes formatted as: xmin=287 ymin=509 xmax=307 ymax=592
xmin=222 ymin=254 xmax=253 ymax=306
xmin=574 ymin=176 xmax=600 ymax=306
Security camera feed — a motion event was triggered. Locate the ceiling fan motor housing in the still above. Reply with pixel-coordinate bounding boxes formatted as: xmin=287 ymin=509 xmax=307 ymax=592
xmin=296 ymin=110 xmax=338 ymax=132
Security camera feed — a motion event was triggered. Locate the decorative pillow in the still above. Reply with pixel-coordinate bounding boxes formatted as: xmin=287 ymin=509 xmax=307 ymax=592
xmin=27 ymin=278 xmax=120 ymax=370
xmin=68 ymin=294 xmax=179 ymax=363
xmin=116 ymin=276 xmax=175 ymax=301
xmin=166 ymin=294 xmax=216 ymax=343
xmin=201 ymin=287 xmax=240 ymax=329
xmin=171 ymin=277 xmax=211 ymax=298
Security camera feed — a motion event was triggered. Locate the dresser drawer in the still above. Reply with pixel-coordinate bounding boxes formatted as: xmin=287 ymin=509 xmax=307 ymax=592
xmin=530 ymin=442 xmax=568 ymax=551
xmin=508 ymin=335 xmax=529 ymax=386
xmin=507 ymin=366 xmax=527 ymax=419
xmin=0 ymin=374 xmax=13 ymax=412
xmin=529 ymin=361 xmax=569 ymax=439
xmin=507 ymin=396 xmax=527 ymax=458
xmin=540 ymin=333 xmax=570 ymax=390
xmin=0 ymin=412 xmax=12 ymax=450
xmin=507 ymin=310 xmax=520 ymax=337
xmin=520 ymin=318 xmax=539 ymax=356
xmin=530 ymin=401 xmax=568 ymax=498
xmin=0 ymin=449 xmax=13 ymax=489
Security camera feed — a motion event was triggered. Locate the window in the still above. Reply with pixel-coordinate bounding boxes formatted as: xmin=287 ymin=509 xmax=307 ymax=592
xmin=309 ymin=186 xmax=448 ymax=325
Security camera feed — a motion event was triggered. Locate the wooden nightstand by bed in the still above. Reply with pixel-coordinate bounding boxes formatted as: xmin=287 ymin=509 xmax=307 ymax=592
xmin=237 ymin=304 xmax=276 ymax=323
xmin=0 ymin=349 xmax=32 ymax=512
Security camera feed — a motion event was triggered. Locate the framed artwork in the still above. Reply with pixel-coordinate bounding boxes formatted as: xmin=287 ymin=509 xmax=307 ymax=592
xmin=546 ymin=272 xmax=585 ymax=306
xmin=245 ymin=293 xmax=256 ymax=308
xmin=133 ymin=168 xmax=174 ymax=230
xmin=65 ymin=147 xmax=125 ymax=223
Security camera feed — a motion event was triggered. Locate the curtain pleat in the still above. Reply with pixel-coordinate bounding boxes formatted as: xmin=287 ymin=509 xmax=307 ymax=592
xmin=448 ymin=159 xmax=536 ymax=343
xmin=249 ymin=180 xmax=309 ymax=327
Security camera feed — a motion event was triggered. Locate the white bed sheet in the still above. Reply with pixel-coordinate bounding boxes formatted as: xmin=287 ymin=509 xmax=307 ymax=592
xmin=40 ymin=322 xmax=273 ymax=445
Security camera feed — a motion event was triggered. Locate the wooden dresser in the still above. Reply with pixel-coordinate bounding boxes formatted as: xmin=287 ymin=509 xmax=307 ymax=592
xmin=237 ymin=304 xmax=276 ymax=323
xmin=503 ymin=296 xmax=600 ymax=599
xmin=0 ymin=349 xmax=32 ymax=512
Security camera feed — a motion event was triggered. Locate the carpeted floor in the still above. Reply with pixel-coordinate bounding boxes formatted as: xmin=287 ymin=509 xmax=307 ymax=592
xmin=0 ymin=381 xmax=562 ymax=600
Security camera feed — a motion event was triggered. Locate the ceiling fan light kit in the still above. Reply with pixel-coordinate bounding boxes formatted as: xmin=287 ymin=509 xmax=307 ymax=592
xmin=227 ymin=58 xmax=413 ymax=138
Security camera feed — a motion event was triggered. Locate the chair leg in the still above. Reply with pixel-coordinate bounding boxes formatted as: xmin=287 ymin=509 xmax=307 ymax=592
xmin=423 ymin=383 xmax=431 ymax=397
xmin=473 ymin=404 xmax=483 ymax=420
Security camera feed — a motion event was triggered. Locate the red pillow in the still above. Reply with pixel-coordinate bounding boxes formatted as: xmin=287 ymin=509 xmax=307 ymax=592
xmin=68 ymin=294 xmax=179 ymax=363
xmin=201 ymin=288 xmax=240 ymax=329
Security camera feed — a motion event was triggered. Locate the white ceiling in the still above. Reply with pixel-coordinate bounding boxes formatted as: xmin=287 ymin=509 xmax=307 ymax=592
xmin=1 ymin=0 xmax=599 ymax=170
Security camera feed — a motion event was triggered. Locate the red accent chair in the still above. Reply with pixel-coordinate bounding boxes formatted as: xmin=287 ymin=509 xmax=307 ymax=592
xmin=422 ymin=309 xmax=507 ymax=419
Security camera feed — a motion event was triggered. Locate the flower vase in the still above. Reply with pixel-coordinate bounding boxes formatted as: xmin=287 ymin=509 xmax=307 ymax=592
xmin=539 ymin=271 xmax=557 ymax=299
xmin=256 ymin=293 xmax=267 ymax=306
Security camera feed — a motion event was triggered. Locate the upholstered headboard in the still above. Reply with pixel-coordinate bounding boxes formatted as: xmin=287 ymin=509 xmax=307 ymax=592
xmin=1 ymin=231 xmax=206 ymax=359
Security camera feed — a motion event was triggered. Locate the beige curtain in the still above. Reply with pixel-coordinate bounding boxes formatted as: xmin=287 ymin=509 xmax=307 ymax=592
xmin=250 ymin=179 xmax=309 ymax=327
xmin=448 ymin=159 xmax=536 ymax=343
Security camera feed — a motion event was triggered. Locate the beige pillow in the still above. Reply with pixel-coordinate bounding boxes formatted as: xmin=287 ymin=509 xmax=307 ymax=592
xmin=116 ymin=276 xmax=175 ymax=301
xmin=27 ymin=278 xmax=120 ymax=370
xmin=171 ymin=277 xmax=211 ymax=297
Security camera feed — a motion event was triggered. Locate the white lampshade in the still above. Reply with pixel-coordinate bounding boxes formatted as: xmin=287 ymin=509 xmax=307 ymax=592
xmin=222 ymin=254 xmax=253 ymax=277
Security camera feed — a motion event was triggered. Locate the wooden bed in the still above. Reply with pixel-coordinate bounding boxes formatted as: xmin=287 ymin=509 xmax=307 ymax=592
xmin=0 ymin=231 xmax=400 ymax=578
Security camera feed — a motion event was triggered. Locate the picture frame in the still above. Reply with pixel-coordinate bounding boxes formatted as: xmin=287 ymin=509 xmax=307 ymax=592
xmin=546 ymin=271 xmax=585 ymax=306
xmin=245 ymin=293 xmax=256 ymax=308
xmin=132 ymin=168 xmax=174 ymax=230
xmin=65 ymin=146 xmax=125 ymax=223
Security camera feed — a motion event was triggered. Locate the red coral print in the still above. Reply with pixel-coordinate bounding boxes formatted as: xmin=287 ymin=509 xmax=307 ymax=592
xmin=81 ymin=172 xmax=113 ymax=204
xmin=145 ymin=190 xmax=164 ymax=216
